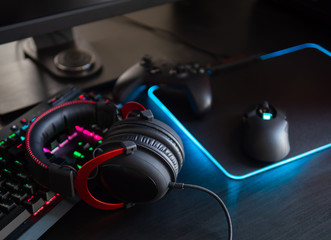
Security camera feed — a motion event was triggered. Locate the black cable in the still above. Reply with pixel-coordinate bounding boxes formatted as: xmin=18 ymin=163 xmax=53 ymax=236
xmin=209 ymin=54 xmax=262 ymax=75
xmin=169 ymin=182 xmax=233 ymax=240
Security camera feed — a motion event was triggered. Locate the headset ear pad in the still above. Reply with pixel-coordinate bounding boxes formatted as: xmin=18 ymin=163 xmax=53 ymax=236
xmin=96 ymin=118 xmax=184 ymax=204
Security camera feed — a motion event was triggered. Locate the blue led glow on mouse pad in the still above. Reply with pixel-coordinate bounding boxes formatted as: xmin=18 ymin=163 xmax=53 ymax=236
xmin=146 ymin=43 xmax=331 ymax=180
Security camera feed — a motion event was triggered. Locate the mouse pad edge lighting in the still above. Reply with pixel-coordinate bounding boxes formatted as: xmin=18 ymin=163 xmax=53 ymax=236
xmin=146 ymin=43 xmax=331 ymax=180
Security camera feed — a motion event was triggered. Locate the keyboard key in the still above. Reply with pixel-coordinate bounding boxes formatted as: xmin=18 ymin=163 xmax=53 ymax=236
xmin=0 ymin=190 xmax=10 ymax=201
xmin=23 ymin=196 xmax=45 ymax=214
xmin=0 ymin=178 xmax=6 ymax=188
xmin=22 ymin=183 xmax=37 ymax=195
xmin=11 ymin=192 xmax=28 ymax=204
xmin=50 ymin=140 xmax=59 ymax=151
xmin=16 ymin=172 xmax=29 ymax=182
xmin=13 ymin=160 xmax=24 ymax=169
xmin=57 ymin=133 xmax=68 ymax=144
xmin=20 ymin=119 xmax=29 ymax=125
xmin=0 ymin=201 xmax=17 ymax=214
xmin=8 ymin=143 xmax=24 ymax=159
xmin=10 ymin=125 xmax=19 ymax=132
xmin=19 ymin=124 xmax=29 ymax=135
xmin=5 ymin=181 xmax=20 ymax=191
xmin=0 ymin=157 xmax=7 ymax=167
xmin=7 ymin=133 xmax=19 ymax=142
xmin=0 ymin=140 xmax=12 ymax=153
xmin=38 ymin=189 xmax=56 ymax=201
xmin=2 ymin=169 xmax=13 ymax=179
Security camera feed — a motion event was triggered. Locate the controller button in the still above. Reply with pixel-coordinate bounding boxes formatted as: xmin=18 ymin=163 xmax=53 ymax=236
xmin=169 ymin=68 xmax=177 ymax=75
xmin=149 ymin=67 xmax=161 ymax=75
xmin=140 ymin=56 xmax=152 ymax=67
xmin=190 ymin=68 xmax=197 ymax=74
xmin=198 ymin=67 xmax=205 ymax=74
xmin=176 ymin=64 xmax=186 ymax=73
xmin=193 ymin=63 xmax=201 ymax=69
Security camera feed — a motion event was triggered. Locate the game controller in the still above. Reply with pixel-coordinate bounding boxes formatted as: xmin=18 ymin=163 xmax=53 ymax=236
xmin=113 ymin=56 xmax=212 ymax=115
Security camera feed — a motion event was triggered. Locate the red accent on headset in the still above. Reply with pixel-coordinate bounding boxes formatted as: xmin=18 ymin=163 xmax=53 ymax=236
xmin=121 ymin=102 xmax=146 ymax=119
xmin=74 ymin=148 xmax=125 ymax=210
xmin=26 ymin=100 xmax=97 ymax=169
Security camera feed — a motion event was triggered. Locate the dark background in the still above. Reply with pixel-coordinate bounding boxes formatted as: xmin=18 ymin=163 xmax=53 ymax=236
xmin=1 ymin=0 xmax=331 ymax=239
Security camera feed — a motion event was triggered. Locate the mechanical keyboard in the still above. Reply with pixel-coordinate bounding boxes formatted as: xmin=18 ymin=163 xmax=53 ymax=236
xmin=0 ymin=87 xmax=110 ymax=239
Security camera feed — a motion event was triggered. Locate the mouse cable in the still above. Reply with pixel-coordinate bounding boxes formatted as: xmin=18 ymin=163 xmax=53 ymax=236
xmin=169 ymin=182 xmax=233 ymax=240
xmin=209 ymin=54 xmax=262 ymax=76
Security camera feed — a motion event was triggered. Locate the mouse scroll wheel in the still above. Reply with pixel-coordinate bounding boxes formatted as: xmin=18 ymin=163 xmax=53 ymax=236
xmin=257 ymin=101 xmax=275 ymax=120
xmin=261 ymin=110 xmax=273 ymax=120
xmin=258 ymin=107 xmax=274 ymax=120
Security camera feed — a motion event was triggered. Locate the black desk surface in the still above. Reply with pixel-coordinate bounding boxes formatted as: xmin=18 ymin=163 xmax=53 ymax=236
xmin=1 ymin=0 xmax=331 ymax=239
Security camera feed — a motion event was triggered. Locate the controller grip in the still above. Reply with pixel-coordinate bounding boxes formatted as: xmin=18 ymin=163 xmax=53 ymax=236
xmin=113 ymin=58 xmax=213 ymax=116
xmin=113 ymin=63 xmax=146 ymax=103
xmin=187 ymin=76 xmax=212 ymax=115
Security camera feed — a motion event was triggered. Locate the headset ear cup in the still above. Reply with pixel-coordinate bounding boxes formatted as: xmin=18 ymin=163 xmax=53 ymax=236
xmin=97 ymin=144 xmax=172 ymax=203
xmin=105 ymin=118 xmax=185 ymax=173
xmin=97 ymin=118 xmax=184 ymax=204
xmin=25 ymin=100 xmax=118 ymax=197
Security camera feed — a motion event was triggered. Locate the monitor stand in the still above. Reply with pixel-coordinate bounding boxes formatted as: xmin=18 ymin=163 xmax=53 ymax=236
xmin=23 ymin=29 xmax=102 ymax=79
xmin=0 ymin=29 xmax=111 ymax=117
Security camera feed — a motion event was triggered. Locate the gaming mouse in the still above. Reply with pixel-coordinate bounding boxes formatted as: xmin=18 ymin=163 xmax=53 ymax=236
xmin=242 ymin=101 xmax=290 ymax=162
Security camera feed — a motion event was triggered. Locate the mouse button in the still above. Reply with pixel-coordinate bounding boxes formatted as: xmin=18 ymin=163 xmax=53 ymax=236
xmin=244 ymin=115 xmax=266 ymax=127
xmin=257 ymin=107 xmax=276 ymax=120
xmin=271 ymin=116 xmax=289 ymax=130
xmin=243 ymin=109 xmax=257 ymax=123
xmin=275 ymin=110 xmax=287 ymax=120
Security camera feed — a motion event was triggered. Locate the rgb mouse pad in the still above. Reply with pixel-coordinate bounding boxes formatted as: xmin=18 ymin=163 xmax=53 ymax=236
xmin=147 ymin=43 xmax=331 ymax=179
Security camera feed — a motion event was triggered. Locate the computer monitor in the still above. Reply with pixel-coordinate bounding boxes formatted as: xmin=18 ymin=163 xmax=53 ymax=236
xmin=0 ymin=1 xmax=179 ymax=44
xmin=0 ymin=0 xmax=179 ymax=115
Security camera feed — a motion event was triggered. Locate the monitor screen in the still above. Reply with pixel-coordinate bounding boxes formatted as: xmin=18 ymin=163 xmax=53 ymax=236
xmin=0 ymin=0 xmax=178 ymax=44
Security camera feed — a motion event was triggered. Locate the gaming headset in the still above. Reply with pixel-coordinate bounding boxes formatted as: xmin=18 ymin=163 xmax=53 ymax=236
xmin=25 ymin=100 xmax=184 ymax=210
xmin=25 ymin=100 xmax=232 ymax=239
